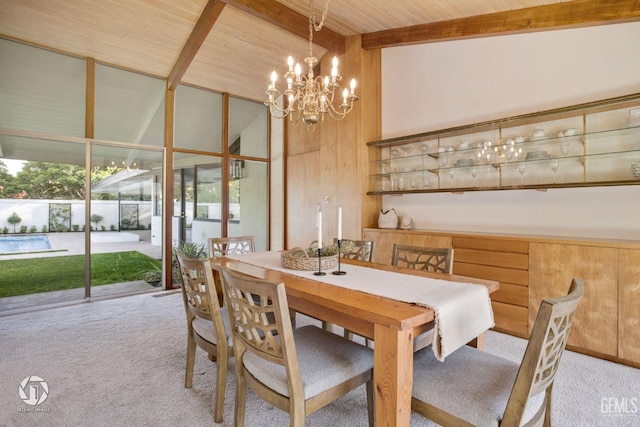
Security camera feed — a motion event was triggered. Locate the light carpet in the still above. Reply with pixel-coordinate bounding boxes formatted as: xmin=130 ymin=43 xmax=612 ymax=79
xmin=0 ymin=291 xmax=638 ymax=426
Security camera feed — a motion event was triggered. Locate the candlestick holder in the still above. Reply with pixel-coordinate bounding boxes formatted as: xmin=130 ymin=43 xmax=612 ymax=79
xmin=332 ymin=239 xmax=347 ymax=275
xmin=313 ymin=247 xmax=326 ymax=276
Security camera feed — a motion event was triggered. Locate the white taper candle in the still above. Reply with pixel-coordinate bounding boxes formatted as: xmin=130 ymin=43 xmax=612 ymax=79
xmin=317 ymin=211 xmax=323 ymax=249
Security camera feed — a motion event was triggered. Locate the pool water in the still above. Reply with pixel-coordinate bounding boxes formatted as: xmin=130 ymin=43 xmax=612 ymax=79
xmin=0 ymin=235 xmax=52 ymax=253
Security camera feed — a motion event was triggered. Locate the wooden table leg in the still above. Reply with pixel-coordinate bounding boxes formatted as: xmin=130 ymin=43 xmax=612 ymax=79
xmin=374 ymin=324 xmax=414 ymax=427
xmin=467 ymin=331 xmax=486 ymax=350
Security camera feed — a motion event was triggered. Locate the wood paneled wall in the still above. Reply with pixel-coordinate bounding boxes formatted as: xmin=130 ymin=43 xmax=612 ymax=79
xmin=285 ymin=35 xmax=381 ymax=249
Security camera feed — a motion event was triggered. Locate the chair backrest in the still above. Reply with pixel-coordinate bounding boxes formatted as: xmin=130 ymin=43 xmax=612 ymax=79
xmin=176 ymin=251 xmax=227 ymax=339
xmin=219 ymin=267 xmax=303 ymax=396
xmin=334 ymin=238 xmax=374 ymax=262
xmin=391 ymin=244 xmax=454 ymax=274
xmin=502 ymin=278 xmax=584 ymax=426
xmin=209 ymin=236 xmax=255 ymax=258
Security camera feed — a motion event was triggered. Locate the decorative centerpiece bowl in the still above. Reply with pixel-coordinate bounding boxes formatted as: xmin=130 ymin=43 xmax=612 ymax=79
xmin=281 ymin=241 xmax=352 ymax=271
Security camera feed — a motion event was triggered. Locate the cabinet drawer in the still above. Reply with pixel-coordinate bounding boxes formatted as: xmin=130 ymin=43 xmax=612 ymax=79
xmin=492 ymin=301 xmax=528 ymax=337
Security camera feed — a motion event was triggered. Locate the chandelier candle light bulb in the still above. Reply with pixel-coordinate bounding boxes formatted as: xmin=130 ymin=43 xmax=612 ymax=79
xmin=337 ymin=207 xmax=342 ymax=240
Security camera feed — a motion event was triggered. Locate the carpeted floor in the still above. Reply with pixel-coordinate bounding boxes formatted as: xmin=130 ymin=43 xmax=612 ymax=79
xmin=0 ymin=291 xmax=638 ymax=426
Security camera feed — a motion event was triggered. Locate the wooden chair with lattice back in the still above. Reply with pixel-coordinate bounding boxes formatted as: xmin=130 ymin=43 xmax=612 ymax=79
xmin=391 ymin=243 xmax=454 ymax=274
xmin=334 ymin=238 xmax=374 ymax=262
xmin=208 ymin=235 xmax=255 ymax=258
xmin=177 ymin=251 xmax=234 ymax=423
xmin=391 ymin=244 xmax=454 ymax=351
xmin=411 ymin=278 xmax=584 ymax=427
xmin=208 ymin=236 xmax=255 ymax=307
xmin=219 ymin=267 xmax=375 ymax=427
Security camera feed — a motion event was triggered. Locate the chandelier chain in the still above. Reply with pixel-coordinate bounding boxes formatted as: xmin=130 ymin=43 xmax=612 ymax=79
xmin=308 ymin=0 xmax=330 ymax=54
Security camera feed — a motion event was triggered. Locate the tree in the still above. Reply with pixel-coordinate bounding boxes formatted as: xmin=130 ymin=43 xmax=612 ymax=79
xmin=90 ymin=214 xmax=104 ymax=230
xmin=0 ymin=161 xmax=15 ymax=199
xmin=7 ymin=212 xmax=22 ymax=233
xmin=11 ymin=162 xmax=121 ymax=200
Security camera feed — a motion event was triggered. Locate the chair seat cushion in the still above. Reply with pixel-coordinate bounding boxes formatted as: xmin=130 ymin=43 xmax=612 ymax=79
xmin=412 ymin=345 xmax=544 ymax=427
xmin=192 ymin=307 xmax=233 ymax=347
xmin=243 ymin=325 xmax=373 ymax=399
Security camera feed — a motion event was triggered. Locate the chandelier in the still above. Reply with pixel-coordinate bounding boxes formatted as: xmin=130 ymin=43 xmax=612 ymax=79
xmin=265 ymin=0 xmax=358 ymax=131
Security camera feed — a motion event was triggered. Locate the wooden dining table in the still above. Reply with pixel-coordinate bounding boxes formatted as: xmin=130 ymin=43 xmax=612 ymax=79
xmin=210 ymin=255 xmax=499 ymax=427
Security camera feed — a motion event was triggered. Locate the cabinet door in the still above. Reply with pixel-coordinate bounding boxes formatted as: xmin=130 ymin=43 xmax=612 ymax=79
xmin=619 ymin=249 xmax=640 ymax=363
xmin=529 ymin=243 xmax=618 ymax=357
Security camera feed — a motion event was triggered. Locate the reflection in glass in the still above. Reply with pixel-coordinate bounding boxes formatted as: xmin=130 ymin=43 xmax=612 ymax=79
xmin=175 ymin=85 xmax=223 ymax=152
xmin=0 ymin=39 xmax=85 ymax=137
xmin=228 ymin=97 xmax=268 ymax=159
xmin=95 ymin=64 xmax=165 ymax=146
xmin=229 ymin=160 xmax=268 ymax=251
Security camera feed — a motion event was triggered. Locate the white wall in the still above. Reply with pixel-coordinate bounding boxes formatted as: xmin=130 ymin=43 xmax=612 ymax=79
xmin=381 ymin=22 xmax=640 ymax=240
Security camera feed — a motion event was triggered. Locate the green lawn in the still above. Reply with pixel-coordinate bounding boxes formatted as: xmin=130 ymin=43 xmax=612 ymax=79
xmin=0 ymin=251 xmax=162 ymax=297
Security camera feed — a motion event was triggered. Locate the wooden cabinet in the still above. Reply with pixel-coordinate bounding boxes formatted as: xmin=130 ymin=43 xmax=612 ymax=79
xmin=619 ymin=249 xmax=640 ymax=362
xmin=453 ymin=237 xmax=529 ymax=337
xmin=529 ymin=243 xmax=618 ymax=357
xmin=363 ymin=227 xmax=640 ymax=367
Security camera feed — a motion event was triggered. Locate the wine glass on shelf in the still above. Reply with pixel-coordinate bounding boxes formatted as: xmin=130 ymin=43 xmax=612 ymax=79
xmin=438 ymin=154 xmax=448 ymax=168
xmin=517 ymin=162 xmax=526 ymax=185
xmin=470 ymin=166 xmax=477 ymax=187
xmin=448 ymin=168 xmax=455 ymax=188
xmin=550 ymin=159 xmax=559 ymax=183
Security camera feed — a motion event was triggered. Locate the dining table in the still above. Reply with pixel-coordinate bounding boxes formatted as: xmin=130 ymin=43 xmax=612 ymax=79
xmin=210 ymin=251 xmax=499 ymax=427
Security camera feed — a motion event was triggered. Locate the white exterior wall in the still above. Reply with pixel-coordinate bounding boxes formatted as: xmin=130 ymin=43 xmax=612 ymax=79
xmin=0 ymin=199 xmax=152 ymax=232
xmin=381 ymin=22 xmax=640 ymax=240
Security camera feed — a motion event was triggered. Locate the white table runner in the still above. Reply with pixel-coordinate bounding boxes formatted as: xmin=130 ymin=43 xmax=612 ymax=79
xmin=225 ymin=251 xmax=495 ymax=361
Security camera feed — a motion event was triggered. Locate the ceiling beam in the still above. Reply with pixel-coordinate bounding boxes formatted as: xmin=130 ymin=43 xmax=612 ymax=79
xmin=222 ymin=0 xmax=345 ymax=54
xmin=167 ymin=0 xmax=225 ymax=90
xmin=362 ymin=0 xmax=640 ymax=50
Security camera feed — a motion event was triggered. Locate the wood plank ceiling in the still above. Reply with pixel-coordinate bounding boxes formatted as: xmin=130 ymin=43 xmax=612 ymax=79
xmin=0 ymin=0 xmax=638 ymax=102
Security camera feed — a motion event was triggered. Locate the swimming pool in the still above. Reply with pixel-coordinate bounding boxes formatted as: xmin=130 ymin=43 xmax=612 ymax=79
xmin=0 ymin=235 xmax=52 ymax=253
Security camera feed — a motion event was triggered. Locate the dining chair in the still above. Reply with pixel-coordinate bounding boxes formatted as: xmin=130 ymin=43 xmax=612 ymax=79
xmin=334 ymin=238 xmax=374 ymax=262
xmin=391 ymin=244 xmax=454 ymax=274
xmin=333 ymin=237 xmax=375 ymax=346
xmin=391 ymin=244 xmax=454 ymax=351
xmin=207 ymin=235 xmax=256 ymax=306
xmin=219 ymin=267 xmax=375 ymax=427
xmin=177 ymin=251 xmax=233 ymax=423
xmin=411 ymin=278 xmax=584 ymax=427
xmin=208 ymin=235 xmax=255 ymax=258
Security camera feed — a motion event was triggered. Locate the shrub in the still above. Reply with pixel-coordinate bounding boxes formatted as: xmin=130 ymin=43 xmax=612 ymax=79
xmin=20 ymin=225 xmax=27 ymax=233
xmin=72 ymin=224 xmax=80 ymax=232
xmin=2 ymin=227 xmax=8 ymax=234
xmin=29 ymin=226 xmax=37 ymax=233
xmin=101 ymin=225 xmax=106 ymax=231
xmin=90 ymin=214 xmax=103 ymax=230
xmin=41 ymin=225 xmax=47 ymax=233
xmin=7 ymin=212 xmax=22 ymax=233
xmin=110 ymin=225 xmax=116 ymax=231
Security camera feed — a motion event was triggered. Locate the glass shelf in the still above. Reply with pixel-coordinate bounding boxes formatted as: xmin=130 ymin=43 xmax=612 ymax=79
xmin=368 ymin=93 xmax=640 ymax=194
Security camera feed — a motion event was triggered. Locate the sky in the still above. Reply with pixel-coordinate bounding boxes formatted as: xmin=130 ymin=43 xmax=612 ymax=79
xmin=0 ymin=159 xmax=26 ymax=177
